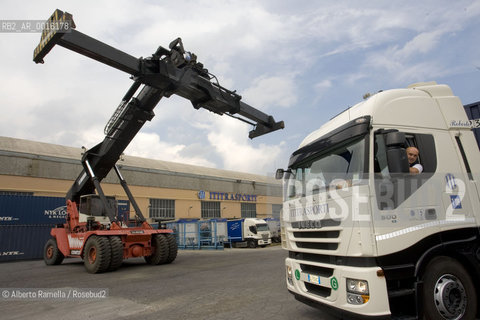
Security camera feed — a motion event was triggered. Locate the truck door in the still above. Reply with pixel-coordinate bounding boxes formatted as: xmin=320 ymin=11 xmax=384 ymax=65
xmin=447 ymin=132 xmax=480 ymax=226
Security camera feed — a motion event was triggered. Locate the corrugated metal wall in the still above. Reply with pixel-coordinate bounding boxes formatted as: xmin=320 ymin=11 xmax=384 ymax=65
xmin=0 ymin=195 xmax=66 ymax=261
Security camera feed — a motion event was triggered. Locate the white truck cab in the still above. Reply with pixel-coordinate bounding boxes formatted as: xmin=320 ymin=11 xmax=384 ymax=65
xmin=277 ymin=82 xmax=480 ymax=319
xmin=227 ymin=218 xmax=272 ymax=248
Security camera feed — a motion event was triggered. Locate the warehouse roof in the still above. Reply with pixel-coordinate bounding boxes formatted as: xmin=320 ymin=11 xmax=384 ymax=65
xmin=0 ymin=136 xmax=278 ymax=185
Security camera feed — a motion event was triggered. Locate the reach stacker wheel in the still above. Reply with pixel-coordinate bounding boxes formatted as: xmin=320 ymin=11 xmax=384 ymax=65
xmin=84 ymin=236 xmax=111 ymax=274
xmin=145 ymin=234 xmax=169 ymax=265
xmin=44 ymin=238 xmax=64 ymax=265
xmin=108 ymin=236 xmax=124 ymax=271
xmin=164 ymin=233 xmax=178 ymax=264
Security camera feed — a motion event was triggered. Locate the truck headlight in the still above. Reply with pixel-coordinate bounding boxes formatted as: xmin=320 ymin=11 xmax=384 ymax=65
xmin=286 ymin=266 xmax=293 ymax=285
xmin=346 ymin=278 xmax=369 ymax=304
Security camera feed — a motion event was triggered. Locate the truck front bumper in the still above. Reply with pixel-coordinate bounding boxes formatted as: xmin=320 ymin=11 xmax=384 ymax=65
xmin=258 ymin=238 xmax=271 ymax=246
xmin=290 ymin=290 xmax=390 ymax=320
xmin=285 ymin=257 xmax=391 ymax=318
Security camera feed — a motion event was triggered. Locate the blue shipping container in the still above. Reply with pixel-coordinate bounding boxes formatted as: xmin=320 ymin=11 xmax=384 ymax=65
xmin=0 ymin=195 xmax=66 ymax=225
xmin=0 ymin=225 xmax=53 ymax=261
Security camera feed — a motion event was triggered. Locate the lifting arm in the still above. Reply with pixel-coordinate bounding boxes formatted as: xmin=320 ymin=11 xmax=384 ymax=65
xmin=33 ymin=10 xmax=284 ymax=221
xmin=33 ymin=10 xmax=284 ymax=138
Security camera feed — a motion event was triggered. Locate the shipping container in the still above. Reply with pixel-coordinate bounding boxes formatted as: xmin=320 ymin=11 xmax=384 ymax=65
xmin=464 ymin=101 xmax=480 ymax=149
xmin=0 ymin=195 xmax=66 ymax=225
xmin=0 ymin=225 xmax=53 ymax=261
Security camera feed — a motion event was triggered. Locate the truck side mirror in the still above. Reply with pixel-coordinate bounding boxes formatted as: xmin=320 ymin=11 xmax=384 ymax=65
xmin=276 ymin=168 xmax=295 ymax=180
xmin=385 ymin=132 xmax=409 ymax=174
xmin=275 ymin=169 xmax=285 ymax=180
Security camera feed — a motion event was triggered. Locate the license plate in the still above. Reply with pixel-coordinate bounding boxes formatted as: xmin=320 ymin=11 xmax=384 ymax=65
xmin=307 ymin=273 xmax=321 ymax=285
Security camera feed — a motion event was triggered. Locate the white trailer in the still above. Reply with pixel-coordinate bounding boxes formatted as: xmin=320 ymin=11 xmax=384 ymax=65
xmin=277 ymin=82 xmax=480 ymax=319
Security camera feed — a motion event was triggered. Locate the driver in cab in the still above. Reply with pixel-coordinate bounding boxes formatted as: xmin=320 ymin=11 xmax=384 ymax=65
xmin=406 ymin=146 xmax=423 ymax=174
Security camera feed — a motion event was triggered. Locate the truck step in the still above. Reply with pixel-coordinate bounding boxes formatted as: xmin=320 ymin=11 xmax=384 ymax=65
xmin=388 ymin=288 xmax=415 ymax=298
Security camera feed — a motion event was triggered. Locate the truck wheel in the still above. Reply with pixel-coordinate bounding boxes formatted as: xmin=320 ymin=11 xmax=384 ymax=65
xmin=145 ymin=234 xmax=168 ymax=265
xmin=248 ymin=239 xmax=257 ymax=248
xmin=44 ymin=238 xmax=64 ymax=265
xmin=422 ymin=256 xmax=477 ymax=320
xmin=83 ymin=236 xmax=111 ymax=273
xmin=108 ymin=236 xmax=123 ymax=271
xmin=164 ymin=233 xmax=178 ymax=264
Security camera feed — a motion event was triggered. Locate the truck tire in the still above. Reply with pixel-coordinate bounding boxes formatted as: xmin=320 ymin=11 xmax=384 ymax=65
xmin=422 ymin=256 xmax=477 ymax=320
xmin=145 ymin=234 xmax=168 ymax=265
xmin=248 ymin=239 xmax=257 ymax=248
xmin=108 ymin=236 xmax=123 ymax=271
xmin=164 ymin=233 xmax=178 ymax=264
xmin=44 ymin=238 xmax=64 ymax=265
xmin=83 ymin=236 xmax=112 ymax=273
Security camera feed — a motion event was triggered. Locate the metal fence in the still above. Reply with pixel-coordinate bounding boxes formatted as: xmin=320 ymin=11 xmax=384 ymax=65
xmin=165 ymin=219 xmax=227 ymax=250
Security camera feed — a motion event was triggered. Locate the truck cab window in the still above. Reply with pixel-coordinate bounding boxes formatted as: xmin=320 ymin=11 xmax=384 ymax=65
xmin=285 ymin=136 xmax=368 ymax=200
xmin=374 ymin=131 xmax=436 ymax=210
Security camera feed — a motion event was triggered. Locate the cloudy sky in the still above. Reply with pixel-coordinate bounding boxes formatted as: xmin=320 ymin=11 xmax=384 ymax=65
xmin=1 ymin=1 xmax=479 ymax=175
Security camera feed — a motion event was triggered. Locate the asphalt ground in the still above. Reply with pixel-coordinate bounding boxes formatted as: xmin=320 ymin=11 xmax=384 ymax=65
xmin=0 ymin=245 xmax=337 ymax=320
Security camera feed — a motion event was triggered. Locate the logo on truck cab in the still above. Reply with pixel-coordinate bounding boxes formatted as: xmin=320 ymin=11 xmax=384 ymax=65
xmin=449 ymin=119 xmax=480 ymax=129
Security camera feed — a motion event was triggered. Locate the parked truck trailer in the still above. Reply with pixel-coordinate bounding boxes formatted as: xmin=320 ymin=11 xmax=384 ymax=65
xmin=227 ymin=218 xmax=272 ymax=248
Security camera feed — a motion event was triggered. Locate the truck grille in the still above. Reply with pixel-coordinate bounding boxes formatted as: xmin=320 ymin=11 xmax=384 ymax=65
xmin=289 ymin=219 xmax=342 ymax=253
xmin=288 ymin=220 xmax=342 ymax=300
xmin=300 ymin=263 xmax=334 ymax=278
xmin=305 ymin=283 xmax=331 ymax=298
xmin=262 ymin=234 xmax=269 ymax=241
xmin=300 ymin=262 xmax=335 ymax=299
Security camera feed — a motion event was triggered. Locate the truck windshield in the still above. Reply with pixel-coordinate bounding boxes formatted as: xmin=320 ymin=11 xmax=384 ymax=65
xmin=256 ymin=223 xmax=269 ymax=232
xmin=285 ymin=137 xmax=367 ymax=200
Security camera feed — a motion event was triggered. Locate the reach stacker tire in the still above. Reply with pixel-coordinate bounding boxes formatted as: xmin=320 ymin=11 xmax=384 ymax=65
xmin=164 ymin=233 xmax=178 ymax=264
xmin=108 ymin=236 xmax=124 ymax=271
xmin=145 ymin=234 xmax=169 ymax=265
xmin=84 ymin=236 xmax=112 ymax=274
xmin=44 ymin=238 xmax=64 ymax=265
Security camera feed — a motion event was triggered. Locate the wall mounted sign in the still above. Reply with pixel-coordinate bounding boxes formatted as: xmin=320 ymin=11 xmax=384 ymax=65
xmin=197 ymin=190 xmax=257 ymax=202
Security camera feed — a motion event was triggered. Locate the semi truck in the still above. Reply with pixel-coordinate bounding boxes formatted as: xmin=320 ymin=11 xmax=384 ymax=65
xmin=265 ymin=217 xmax=281 ymax=243
xmin=34 ymin=9 xmax=283 ymax=273
xmin=227 ymin=218 xmax=271 ymax=248
xmin=276 ymin=82 xmax=480 ymax=319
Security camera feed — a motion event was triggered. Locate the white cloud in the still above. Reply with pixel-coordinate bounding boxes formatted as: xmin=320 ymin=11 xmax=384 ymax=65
xmin=400 ymin=30 xmax=444 ymax=57
xmin=207 ymin=116 xmax=285 ymax=174
xmin=125 ymin=132 xmax=215 ymax=168
xmin=242 ymin=75 xmax=297 ymax=109
xmin=315 ymin=80 xmax=332 ymax=91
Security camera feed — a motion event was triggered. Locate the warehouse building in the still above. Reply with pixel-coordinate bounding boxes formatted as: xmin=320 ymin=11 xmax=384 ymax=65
xmin=0 ymin=136 xmax=282 ymax=222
